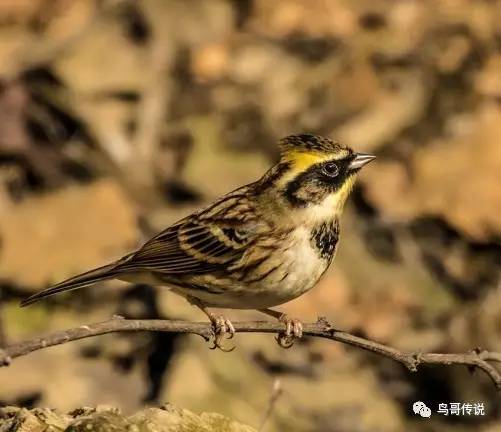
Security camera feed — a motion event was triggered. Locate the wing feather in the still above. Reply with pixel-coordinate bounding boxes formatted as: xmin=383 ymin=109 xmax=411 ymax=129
xmin=117 ymin=193 xmax=265 ymax=275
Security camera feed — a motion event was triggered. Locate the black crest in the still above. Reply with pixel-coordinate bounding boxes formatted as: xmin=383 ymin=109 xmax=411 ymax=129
xmin=279 ymin=134 xmax=346 ymax=154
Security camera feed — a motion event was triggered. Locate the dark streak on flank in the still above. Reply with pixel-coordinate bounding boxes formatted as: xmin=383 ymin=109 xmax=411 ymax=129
xmin=236 ymin=254 xmax=270 ymax=281
xmin=186 ymin=283 xmax=225 ymax=295
xmin=245 ymin=263 xmax=282 ymax=283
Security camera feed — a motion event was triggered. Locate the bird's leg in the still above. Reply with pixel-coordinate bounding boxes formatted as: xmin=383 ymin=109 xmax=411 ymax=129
xmin=259 ymin=308 xmax=303 ymax=348
xmin=186 ymin=296 xmax=235 ymax=352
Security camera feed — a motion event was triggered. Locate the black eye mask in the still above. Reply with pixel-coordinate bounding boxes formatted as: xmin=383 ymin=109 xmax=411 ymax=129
xmin=284 ymin=157 xmax=355 ymax=207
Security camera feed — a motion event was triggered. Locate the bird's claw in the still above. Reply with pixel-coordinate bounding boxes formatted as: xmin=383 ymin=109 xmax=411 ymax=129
xmin=275 ymin=314 xmax=303 ymax=349
xmin=209 ymin=315 xmax=236 ymax=352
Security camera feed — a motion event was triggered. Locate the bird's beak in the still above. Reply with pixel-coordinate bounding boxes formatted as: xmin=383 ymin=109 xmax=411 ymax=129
xmin=348 ymin=153 xmax=376 ymax=171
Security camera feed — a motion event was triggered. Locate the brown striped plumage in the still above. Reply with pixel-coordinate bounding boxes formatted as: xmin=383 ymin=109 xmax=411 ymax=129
xmin=21 ymin=134 xmax=375 ymax=347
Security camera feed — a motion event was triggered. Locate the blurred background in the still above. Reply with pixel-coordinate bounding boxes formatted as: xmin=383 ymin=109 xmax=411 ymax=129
xmin=0 ymin=0 xmax=500 ymax=430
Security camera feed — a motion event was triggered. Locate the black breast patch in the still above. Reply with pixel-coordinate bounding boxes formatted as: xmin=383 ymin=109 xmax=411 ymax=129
xmin=310 ymin=219 xmax=340 ymax=261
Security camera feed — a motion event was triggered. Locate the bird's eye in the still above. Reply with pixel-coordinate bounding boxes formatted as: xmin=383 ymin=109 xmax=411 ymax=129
xmin=322 ymin=162 xmax=339 ymax=177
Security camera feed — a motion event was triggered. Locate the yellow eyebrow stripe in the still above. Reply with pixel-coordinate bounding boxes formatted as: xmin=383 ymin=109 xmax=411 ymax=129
xmin=274 ymin=151 xmax=330 ymax=187
xmin=285 ymin=151 xmax=329 ymax=173
xmin=277 ymin=148 xmax=351 ymax=188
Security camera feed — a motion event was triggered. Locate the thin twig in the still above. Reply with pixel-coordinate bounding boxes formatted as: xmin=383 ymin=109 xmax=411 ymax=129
xmin=0 ymin=316 xmax=500 ymax=390
xmin=258 ymin=379 xmax=283 ymax=432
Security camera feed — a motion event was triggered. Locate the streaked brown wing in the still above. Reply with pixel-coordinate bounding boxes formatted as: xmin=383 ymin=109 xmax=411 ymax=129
xmin=117 ymin=217 xmax=257 ymax=275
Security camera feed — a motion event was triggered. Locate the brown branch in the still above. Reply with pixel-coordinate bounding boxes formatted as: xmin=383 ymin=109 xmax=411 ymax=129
xmin=1 ymin=316 xmax=500 ymax=389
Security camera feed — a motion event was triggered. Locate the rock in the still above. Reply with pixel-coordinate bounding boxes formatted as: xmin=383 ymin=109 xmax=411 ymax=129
xmin=0 ymin=405 xmax=257 ymax=432
xmin=0 ymin=406 xmax=70 ymax=432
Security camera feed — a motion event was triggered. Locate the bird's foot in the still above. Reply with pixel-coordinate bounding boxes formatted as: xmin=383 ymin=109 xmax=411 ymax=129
xmin=276 ymin=314 xmax=303 ymax=349
xmin=208 ymin=314 xmax=236 ymax=352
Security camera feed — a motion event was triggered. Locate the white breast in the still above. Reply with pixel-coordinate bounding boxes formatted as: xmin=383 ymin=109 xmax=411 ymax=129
xmin=276 ymin=225 xmax=328 ymax=297
xmin=205 ymin=225 xmax=330 ymax=309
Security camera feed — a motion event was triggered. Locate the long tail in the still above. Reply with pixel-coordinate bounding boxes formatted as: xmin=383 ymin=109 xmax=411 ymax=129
xmin=20 ymin=262 xmax=123 ymax=307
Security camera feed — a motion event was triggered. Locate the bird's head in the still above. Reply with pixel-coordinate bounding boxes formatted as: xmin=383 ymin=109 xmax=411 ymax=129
xmin=259 ymin=134 xmax=375 ymax=218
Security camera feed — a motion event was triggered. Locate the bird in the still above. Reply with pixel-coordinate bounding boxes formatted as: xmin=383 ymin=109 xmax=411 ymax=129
xmin=21 ymin=134 xmax=375 ymax=349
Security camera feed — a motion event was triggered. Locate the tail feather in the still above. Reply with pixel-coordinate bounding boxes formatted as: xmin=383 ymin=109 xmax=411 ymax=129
xmin=20 ymin=262 xmax=121 ymax=307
